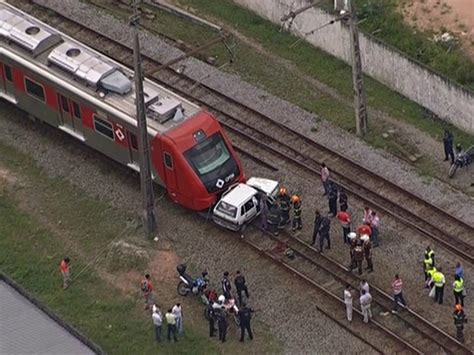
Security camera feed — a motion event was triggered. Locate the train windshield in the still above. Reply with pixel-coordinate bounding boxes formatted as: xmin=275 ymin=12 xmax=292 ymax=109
xmin=185 ymin=133 xmax=231 ymax=175
xmin=185 ymin=133 xmax=240 ymax=193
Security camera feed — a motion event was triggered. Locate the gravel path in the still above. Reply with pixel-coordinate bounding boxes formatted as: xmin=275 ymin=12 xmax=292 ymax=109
xmin=5 ymin=0 xmax=474 ymax=351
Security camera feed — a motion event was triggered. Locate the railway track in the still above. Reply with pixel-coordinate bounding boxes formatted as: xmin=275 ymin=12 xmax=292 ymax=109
xmin=243 ymin=226 xmax=472 ymax=354
xmin=22 ymin=0 xmax=473 ymax=265
xmin=14 ymin=1 xmax=473 ymax=351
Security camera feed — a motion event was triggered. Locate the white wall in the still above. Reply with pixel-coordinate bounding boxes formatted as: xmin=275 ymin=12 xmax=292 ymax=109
xmin=234 ymin=0 xmax=474 ymax=134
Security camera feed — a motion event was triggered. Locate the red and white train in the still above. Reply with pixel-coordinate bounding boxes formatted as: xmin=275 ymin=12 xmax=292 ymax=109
xmin=0 ymin=2 xmax=245 ymax=210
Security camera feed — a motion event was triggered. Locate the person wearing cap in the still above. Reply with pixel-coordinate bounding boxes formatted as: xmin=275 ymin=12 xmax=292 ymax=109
xmin=453 ymin=304 xmax=468 ymax=343
xmin=221 ymin=271 xmax=232 ymax=300
xmin=291 ymin=194 xmax=302 ymax=232
xmin=277 ymin=187 xmax=291 ymax=226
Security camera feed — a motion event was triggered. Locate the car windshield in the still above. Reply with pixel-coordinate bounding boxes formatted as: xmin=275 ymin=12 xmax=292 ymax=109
xmin=185 ymin=133 xmax=231 ymax=176
xmin=216 ymin=201 xmax=237 ymax=218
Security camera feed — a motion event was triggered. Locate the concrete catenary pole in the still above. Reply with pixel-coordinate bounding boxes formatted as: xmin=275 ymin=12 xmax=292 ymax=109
xmin=346 ymin=0 xmax=368 ymax=136
xmin=131 ymin=1 xmax=157 ymax=237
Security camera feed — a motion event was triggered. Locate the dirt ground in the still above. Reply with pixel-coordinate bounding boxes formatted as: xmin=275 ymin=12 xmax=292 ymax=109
xmin=401 ymin=0 xmax=474 ymax=59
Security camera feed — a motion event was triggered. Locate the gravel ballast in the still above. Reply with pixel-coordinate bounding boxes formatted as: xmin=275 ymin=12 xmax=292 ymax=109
xmin=4 ymin=0 xmax=474 ymax=351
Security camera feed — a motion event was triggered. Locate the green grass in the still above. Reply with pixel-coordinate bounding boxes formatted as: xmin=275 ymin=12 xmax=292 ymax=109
xmin=84 ymin=1 xmax=473 ymax=164
xmin=0 ymin=142 xmax=220 ymax=355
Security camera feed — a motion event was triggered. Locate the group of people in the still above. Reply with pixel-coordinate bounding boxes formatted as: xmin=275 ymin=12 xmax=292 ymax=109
xmin=423 ymin=247 xmax=468 ymax=342
xmin=151 ymin=303 xmax=183 ymax=343
xmin=261 ymin=186 xmax=302 ymax=236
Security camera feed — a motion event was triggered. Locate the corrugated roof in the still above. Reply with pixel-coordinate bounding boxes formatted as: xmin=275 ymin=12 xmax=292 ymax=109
xmin=0 ymin=279 xmax=96 ymax=355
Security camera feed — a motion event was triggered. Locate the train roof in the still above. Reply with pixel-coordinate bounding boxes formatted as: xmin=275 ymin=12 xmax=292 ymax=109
xmin=0 ymin=2 xmax=201 ymax=134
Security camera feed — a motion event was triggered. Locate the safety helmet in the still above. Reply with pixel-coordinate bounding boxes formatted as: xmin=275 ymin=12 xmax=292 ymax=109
xmin=455 ymin=304 xmax=463 ymax=312
xmin=348 ymin=232 xmax=357 ymax=240
xmin=279 ymin=187 xmax=288 ymax=196
xmin=218 ymin=295 xmax=225 ymax=303
xmin=291 ymin=194 xmax=300 ymax=204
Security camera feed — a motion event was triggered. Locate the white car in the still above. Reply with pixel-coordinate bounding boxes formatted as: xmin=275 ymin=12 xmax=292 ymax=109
xmin=212 ymin=177 xmax=279 ymax=231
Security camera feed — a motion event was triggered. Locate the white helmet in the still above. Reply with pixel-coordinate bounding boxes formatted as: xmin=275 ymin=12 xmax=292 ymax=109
xmin=218 ymin=295 xmax=225 ymax=303
xmin=361 ymin=234 xmax=370 ymax=242
xmin=348 ymin=232 xmax=357 ymax=240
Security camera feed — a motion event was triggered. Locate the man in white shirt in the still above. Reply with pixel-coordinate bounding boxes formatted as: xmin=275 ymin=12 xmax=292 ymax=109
xmin=172 ymin=303 xmax=183 ymax=335
xmin=152 ymin=304 xmax=162 ymax=343
xmin=360 ymin=289 xmax=373 ymax=323
xmin=360 ymin=279 xmax=369 ymax=294
xmin=344 ymin=284 xmax=353 ymax=322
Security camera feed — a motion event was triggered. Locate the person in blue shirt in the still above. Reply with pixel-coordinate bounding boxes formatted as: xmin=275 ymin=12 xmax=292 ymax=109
xmin=455 ymin=262 xmax=464 ymax=279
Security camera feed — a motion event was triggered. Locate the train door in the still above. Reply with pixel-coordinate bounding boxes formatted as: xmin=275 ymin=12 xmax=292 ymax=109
xmin=0 ymin=63 xmax=16 ymax=103
xmin=128 ymin=131 xmax=139 ymax=169
xmin=57 ymin=93 xmax=84 ymax=139
xmin=163 ymin=151 xmax=177 ymax=196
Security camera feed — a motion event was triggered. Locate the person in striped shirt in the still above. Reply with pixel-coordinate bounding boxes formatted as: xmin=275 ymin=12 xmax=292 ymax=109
xmin=391 ymin=274 xmax=407 ymax=313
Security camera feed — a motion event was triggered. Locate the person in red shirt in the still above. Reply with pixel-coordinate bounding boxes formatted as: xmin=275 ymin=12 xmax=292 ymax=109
xmin=59 ymin=257 xmax=71 ymax=289
xmin=141 ymin=274 xmax=154 ymax=310
xmin=336 ymin=207 xmax=351 ymax=244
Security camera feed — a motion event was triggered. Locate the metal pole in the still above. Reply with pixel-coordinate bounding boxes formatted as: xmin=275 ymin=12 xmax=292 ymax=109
xmin=347 ymin=0 xmax=368 ymax=136
xmin=131 ymin=1 xmax=157 ymax=237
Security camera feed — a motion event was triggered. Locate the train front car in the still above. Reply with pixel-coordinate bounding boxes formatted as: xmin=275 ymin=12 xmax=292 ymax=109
xmin=154 ymin=111 xmax=245 ymax=211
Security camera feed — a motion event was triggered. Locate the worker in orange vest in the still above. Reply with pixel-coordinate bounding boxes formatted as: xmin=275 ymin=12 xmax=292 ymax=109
xmin=59 ymin=257 xmax=71 ymax=289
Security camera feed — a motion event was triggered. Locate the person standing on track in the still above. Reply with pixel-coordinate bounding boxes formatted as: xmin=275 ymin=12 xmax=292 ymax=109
xmin=455 ymin=262 xmax=464 ymax=279
xmin=321 ymin=163 xmax=330 ymax=196
xmin=234 ymin=270 xmax=249 ymax=306
xmin=452 ymin=304 xmax=468 ymax=343
xmin=318 ymin=216 xmax=331 ymax=252
xmin=291 ymin=195 xmax=303 ymax=233
xmin=360 ymin=279 xmax=370 ymax=294
xmin=221 ymin=271 xmax=232 ymax=300
xmin=391 ymin=274 xmax=407 ymax=313
xmin=312 ymin=210 xmax=323 ymax=246
xmin=277 ymin=187 xmax=291 ymax=226
xmin=363 ymin=237 xmax=373 ymax=273
xmin=339 ymin=188 xmax=348 ymax=211
xmin=141 ymin=274 xmax=154 ymax=310
xmin=425 ymin=246 xmax=435 ymax=267
xmin=369 ymin=211 xmax=380 ymax=247
xmin=362 ymin=207 xmax=373 ymax=225
xmin=453 ymin=275 xmax=465 ymax=307
xmin=433 ymin=267 xmax=446 ymax=304
xmin=360 ymin=289 xmax=373 ymax=323
xmin=344 ymin=284 xmax=353 ymax=322
xmin=337 ymin=207 xmax=351 ymax=244
xmin=351 ymin=236 xmax=364 ymax=275
xmin=59 ymin=257 xmax=71 ymax=290
xmin=423 ymin=253 xmax=434 ymax=282
xmin=327 ymin=182 xmax=338 ymax=217
xmin=238 ymin=303 xmax=254 ymax=342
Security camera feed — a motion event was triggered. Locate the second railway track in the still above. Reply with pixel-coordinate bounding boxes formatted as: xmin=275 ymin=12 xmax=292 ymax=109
xmin=21 ymin=0 xmax=474 ymax=265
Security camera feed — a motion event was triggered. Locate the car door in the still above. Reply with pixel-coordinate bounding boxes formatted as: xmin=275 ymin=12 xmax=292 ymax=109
xmin=242 ymin=198 xmax=257 ymax=222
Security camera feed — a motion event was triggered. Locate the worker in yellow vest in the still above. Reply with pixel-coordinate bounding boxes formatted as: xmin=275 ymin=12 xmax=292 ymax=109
xmin=453 ymin=275 xmax=465 ymax=307
xmin=424 ymin=246 xmax=435 ymax=266
xmin=423 ymin=254 xmax=433 ymax=283
xmin=433 ymin=267 xmax=445 ymax=304
xmin=426 ymin=266 xmax=437 ymax=290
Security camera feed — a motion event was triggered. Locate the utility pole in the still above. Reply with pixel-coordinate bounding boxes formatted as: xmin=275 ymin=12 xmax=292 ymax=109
xmin=346 ymin=0 xmax=368 ymax=136
xmin=130 ymin=0 xmax=157 ymax=237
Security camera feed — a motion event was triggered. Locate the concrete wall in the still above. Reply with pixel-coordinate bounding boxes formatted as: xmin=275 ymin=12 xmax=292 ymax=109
xmin=234 ymin=0 xmax=474 ymax=134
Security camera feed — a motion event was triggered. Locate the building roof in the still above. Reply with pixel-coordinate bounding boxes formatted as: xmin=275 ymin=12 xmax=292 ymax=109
xmin=0 ymin=277 xmax=98 ymax=354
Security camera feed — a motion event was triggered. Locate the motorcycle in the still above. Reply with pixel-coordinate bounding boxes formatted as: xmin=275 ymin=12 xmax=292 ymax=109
xmin=204 ymin=295 xmax=240 ymax=326
xmin=176 ymin=264 xmax=208 ymax=297
xmin=449 ymin=145 xmax=474 ymax=178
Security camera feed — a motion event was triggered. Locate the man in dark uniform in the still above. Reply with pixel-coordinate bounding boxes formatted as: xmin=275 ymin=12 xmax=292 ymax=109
xmin=312 ymin=210 xmax=323 ymax=246
xmin=291 ymin=195 xmax=302 ymax=232
xmin=239 ymin=303 xmax=254 ymax=342
xmin=453 ymin=304 xmax=467 ymax=343
xmin=318 ymin=216 xmax=331 ymax=252
xmin=363 ymin=238 xmax=373 ymax=272
xmin=277 ymin=187 xmax=291 ymax=226
xmin=234 ymin=270 xmax=249 ymax=306
xmin=443 ymin=129 xmax=455 ymax=164
xmin=351 ymin=236 xmax=364 ymax=275
xmin=216 ymin=308 xmax=228 ymax=343
xmin=206 ymin=304 xmax=216 ymax=337
xmin=339 ymin=188 xmax=348 ymax=211
xmin=328 ymin=182 xmax=338 ymax=217
xmin=221 ymin=271 xmax=232 ymax=300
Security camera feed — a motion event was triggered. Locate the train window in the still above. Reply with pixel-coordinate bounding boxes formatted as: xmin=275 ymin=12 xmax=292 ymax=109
xmin=72 ymin=101 xmax=81 ymax=119
xmin=164 ymin=152 xmax=173 ymax=169
xmin=129 ymin=133 xmax=138 ymax=150
xmin=4 ymin=65 xmax=12 ymax=82
xmin=25 ymin=77 xmax=45 ymax=102
xmin=59 ymin=95 xmax=69 ymax=113
xmin=93 ymin=115 xmax=114 ymax=140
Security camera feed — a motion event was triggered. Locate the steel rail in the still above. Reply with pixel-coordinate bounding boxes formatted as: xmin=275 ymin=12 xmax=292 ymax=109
xmin=26 ymin=1 xmax=473 ymax=265
xmin=272 ymin=229 xmax=472 ymax=354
